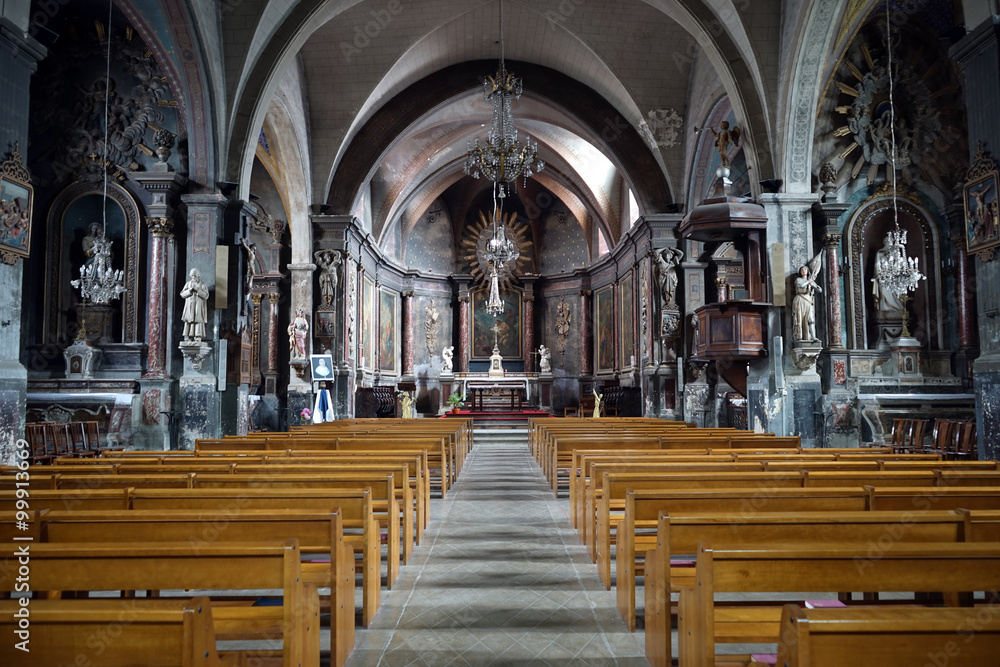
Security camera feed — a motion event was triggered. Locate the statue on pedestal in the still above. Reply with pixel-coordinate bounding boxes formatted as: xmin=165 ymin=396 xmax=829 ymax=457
xmin=653 ymin=247 xmax=684 ymax=307
xmin=314 ymin=250 xmax=342 ymax=307
xmin=180 ymin=268 xmax=209 ymax=341
xmin=288 ymin=308 xmax=309 ymax=360
xmin=792 ymin=251 xmax=824 ymax=344
xmin=538 ymin=345 xmax=552 ymax=373
xmin=441 ymin=345 xmax=454 ymax=374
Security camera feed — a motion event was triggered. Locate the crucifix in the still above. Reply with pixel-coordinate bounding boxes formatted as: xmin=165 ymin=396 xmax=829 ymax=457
xmin=491 ymin=322 xmax=501 ymax=350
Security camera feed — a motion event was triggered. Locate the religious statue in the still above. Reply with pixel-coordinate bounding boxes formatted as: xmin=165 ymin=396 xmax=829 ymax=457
xmin=653 ymin=247 xmax=684 ymax=307
xmin=792 ymin=251 xmax=824 ymax=344
xmin=424 ymin=302 xmax=440 ymax=356
xmin=82 ymin=222 xmax=102 ymax=264
xmin=398 ymin=392 xmax=414 ymax=419
xmin=314 ymin=250 xmax=342 ymax=307
xmin=592 ymin=389 xmax=603 ymax=419
xmin=180 ymin=269 xmax=209 ymax=341
xmin=287 ymin=307 xmax=309 ymax=360
xmin=538 ymin=344 xmax=552 ymax=373
xmin=710 ymin=120 xmax=740 ymax=168
xmin=441 ymin=345 xmax=454 ymax=373
xmin=690 ymin=313 xmax=700 ymax=354
xmin=872 ymin=235 xmax=905 ymax=315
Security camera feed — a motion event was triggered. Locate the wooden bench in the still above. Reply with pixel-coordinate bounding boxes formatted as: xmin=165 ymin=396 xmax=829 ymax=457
xmin=636 ymin=508 xmax=965 ymax=633
xmin=0 ymin=596 xmax=240 ymax=667
xmin=774 ymin=604 xmax=1000 ymax=667
xmin=673 ymin=541 xmax=1000 ymax=667
xmin=0 ymin=540 xmax=320 ymax=667
xmin=128 ymin=487 xmax=382 ymax=628
xmin=31 ymin=508 xmax=355 ymax=666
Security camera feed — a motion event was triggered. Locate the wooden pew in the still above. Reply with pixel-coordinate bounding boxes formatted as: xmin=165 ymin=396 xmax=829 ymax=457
xmin=129 ymin=488 xmax=382 ymax=628
xmin=593 ymin=471 xmax=807 ymax=583
xmin=0 ymin=597 xmax=239 ymax=667
xmin=868 ymin=485 xmax=1000 ymax=510
xmin=635 ymin=508 xmax=965 ymax=634
xmin=774 ymin=604 xmax=1000 ymax=667
xmin=673 ymin=542 xmax=1000 ymax=667
xmin=0 ymin=540 xmax=320 ymax=667
xmin=0 ymin=488 xmax=130 ymax=511
xmin=32 ymin=508 xmax=355 ymax=667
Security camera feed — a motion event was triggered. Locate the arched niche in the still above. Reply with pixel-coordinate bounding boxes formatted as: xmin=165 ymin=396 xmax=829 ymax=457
xmin=44 ymin=181 xmax=143 ymax=347
xmin=845 ymin=195 xmax=943 ymax=351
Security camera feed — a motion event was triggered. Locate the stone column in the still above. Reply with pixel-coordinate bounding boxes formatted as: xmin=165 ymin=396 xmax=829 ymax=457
xmin=580 ymin=290 xmax=593 ymax=375
xmin=951 ymin=19 xmax=1000 ymax=459
xmin=250 ymin=293 xmax=263 ymax=387
xmin=286 ymin=262 xmax=315 ymax=422
xmin=402 ymin=290 xmax=415 ymax=377
xmin=0 ymin=9 xmax=43 ymax=454
xmin=143 ymin=217 xmax=174 ymax=380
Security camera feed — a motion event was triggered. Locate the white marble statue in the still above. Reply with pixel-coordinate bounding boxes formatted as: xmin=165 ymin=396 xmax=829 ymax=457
xmin=441 ymin=345 xmax=454 ymax=373
xmin=288 ymin=307 xmax=309 ymax=360
xmin=180 ymin=268 xmax=209 ymax=340
xmin=538 ymin=344 xmax=552 ymax=373
xmin=872 ymin=235 xmax=905 ymax=315
xmin=792 ymin=251 xmax=823 ymax=344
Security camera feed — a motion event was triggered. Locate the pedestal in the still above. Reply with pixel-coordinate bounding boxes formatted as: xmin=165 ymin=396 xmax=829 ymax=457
xmin=538 ymin=373 xmax=553 ymax=412
xmin=890 ymin=336 xmax=923 ymax=380
xmin=488 ymin=347 xmax=504 ymax=377
xmin=178 ymin=340 xmax=218 ymax=450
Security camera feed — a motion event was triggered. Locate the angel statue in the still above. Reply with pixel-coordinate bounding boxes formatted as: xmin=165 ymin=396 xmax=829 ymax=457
xmin=592 ymin=389 xmax=604 ymax=419
xmin=710 ymin=121 xmax=741 ymax=168
xmin=441 ymin=345 xmax=454 ymax=373
xmin=792 ymin=250 xmax=824 ymax=344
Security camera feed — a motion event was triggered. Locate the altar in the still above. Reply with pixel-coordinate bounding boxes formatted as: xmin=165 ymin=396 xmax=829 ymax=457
xmin=456 ymin=375 xmax=534 ymax=412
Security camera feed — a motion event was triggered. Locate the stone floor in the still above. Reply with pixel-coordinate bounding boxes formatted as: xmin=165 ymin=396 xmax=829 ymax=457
xmin=345 ymin=435 xmax=648 ymax=666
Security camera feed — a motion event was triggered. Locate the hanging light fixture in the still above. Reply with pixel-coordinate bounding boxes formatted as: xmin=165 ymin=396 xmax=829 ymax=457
xmin=873 ymin=5 xmax=924 ymax=300
xmin=463 ymin=0 xmax=544 ymax=197
xmin=71 ymin=0 xmax=126 ymax=306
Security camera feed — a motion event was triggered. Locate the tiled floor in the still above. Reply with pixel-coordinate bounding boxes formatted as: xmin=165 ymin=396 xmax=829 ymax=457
xmin=346 ymin=435 xmax=648 ymax=666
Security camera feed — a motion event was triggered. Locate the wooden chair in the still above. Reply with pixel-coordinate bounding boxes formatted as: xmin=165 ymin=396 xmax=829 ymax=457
xmin=888 ymin=417 xmax=910 ymax=453
xmin=49 ymin=423 xmax=73 ymax=458
xmin=25 ymin=423 xmax=53 ymax=465
xmin=953 ymin=421 xmax=978 ymax=460
xmin=82 ymin=420 xmax=112 ymax=455
xmin=67 ymin=421 xmax=97 ymax=458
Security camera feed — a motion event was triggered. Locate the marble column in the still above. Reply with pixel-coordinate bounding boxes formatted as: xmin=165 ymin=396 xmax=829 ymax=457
xmin=952 ymin=233 xmax=976 ymax=351
xmin=267 ymin=292 xmax=280 ymax=374
xmin=402 ymin=290 xmax=415 ymax=377
xmin=523 ymin=295 xmax=535 ymax=373
xmin=458 ymin=296 xmax=471 ymax=373
xmin=822 ymin=230 xmax=845 ymax=350
xmin=250 ymin=293 xmax=263 ymax=388
xmin=143 ymin=217 xmax=173 ymax=379
xmin=580 ymin=290 xmax=593 ymax=375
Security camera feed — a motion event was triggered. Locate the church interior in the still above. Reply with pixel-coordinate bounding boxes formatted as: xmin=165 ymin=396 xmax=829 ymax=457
xmin=3 ymin=0 xmax=1000 ymax=665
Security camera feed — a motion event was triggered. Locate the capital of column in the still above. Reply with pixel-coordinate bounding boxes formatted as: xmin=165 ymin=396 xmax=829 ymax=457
xmin=267 ymin=292 xmax=281 ymax=303
xmin=457 ymin=295 xmax=470 ymax=303
xmin=580 ymin=289 xmax=592 ymax=297
xmin=250 ymin=294 xmax=264 ymax=306
xmin=951 ymin=233 xmax=968 ymax=251
xmin=822 ymin=232 xmax=843 ymax=248
xmin=401 ymin=290 xmax=415 ymax=298
xmin=146 ymin=216 xmax=174 ymax=238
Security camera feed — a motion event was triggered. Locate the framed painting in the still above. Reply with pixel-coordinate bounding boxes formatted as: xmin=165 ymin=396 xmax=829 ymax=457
xmin=965 ymin=168 xmax=1000 ymax=256
xmin=595 ymin=285 xmax=615 ymax=372
xmin=361 ymin=275 xmax=375 ymax=369
xmin=619 ymin=273 xmax=634 ymax=368
xmin=378 ymin=288 xmax=397 ymax=374
xmin=314 ymin=310 xmax=337 ymax=338
xmin=310 ymin=354 xmax=334 ymax=381
xmin=471 ymin=286 xmax=521 ymax=359
xmin=0 ymin=147 xmax=33 ymax=263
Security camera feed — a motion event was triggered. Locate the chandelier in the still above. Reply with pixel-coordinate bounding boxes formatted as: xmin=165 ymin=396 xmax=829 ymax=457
xmin=463 ymin=0 xmax=544 ymax=198
xmin=486 ymin=266 xmax=504 ymax=317
xmin=872 ymin=4 xmax=924 ymax=299
xmin=71 ymin=0 xmax=127 ymax=306
xmin=71 ymin=232 xmax=126 ymax=304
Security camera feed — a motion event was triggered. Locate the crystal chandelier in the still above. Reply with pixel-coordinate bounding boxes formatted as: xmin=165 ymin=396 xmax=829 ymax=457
xmin=463 ymin=0 xmax=544 ymax=197
xmin=71 ymin=0 xmax=127 ymax=306
xmin=71 ymin=232 xmax=126 ymax=304
xmin=486 ymin=266 xmax=504 ymax=317
xmin=873 ymin=5 xmax=924 ymax=299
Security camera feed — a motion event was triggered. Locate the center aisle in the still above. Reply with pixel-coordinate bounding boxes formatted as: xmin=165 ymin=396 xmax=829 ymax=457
xmin=346 ymin=431 xmax=647 ymax=665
